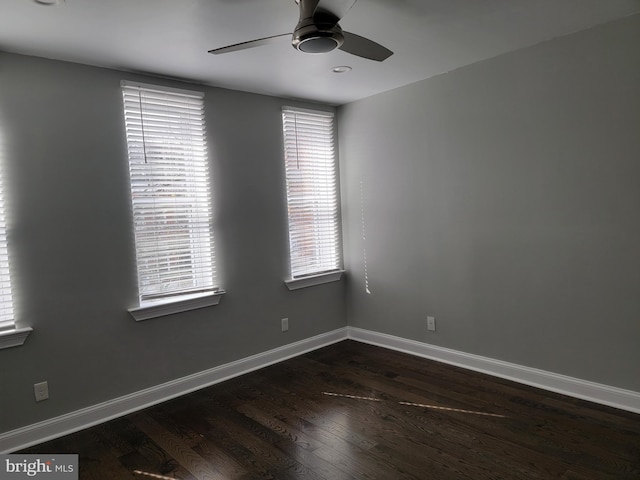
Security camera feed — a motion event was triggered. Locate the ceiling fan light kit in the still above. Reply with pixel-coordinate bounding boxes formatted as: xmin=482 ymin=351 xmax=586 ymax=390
xmin=209 ymin=0 xmax=393 ymax=62
xmin=293 ymin=22 xmax=344 ymax=53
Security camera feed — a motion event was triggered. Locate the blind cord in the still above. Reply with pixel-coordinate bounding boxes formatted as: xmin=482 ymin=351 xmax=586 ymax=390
xmin=138 ymin=89 xmax=149 ymax=164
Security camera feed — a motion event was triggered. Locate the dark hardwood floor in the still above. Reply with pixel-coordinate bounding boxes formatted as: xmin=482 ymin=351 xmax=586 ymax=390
xmin=21 ymin=340 xmax=640 ymax=479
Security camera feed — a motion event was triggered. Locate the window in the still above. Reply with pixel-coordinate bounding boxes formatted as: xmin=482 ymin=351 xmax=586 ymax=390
xmin=0 ymin=149 xmax=31 ymax=349
xmin=282 ymin=107 xmax=343 ymax=290
xmin=0 ymin=177 xmax=14 ymax=333
xmin=121 ymin=81 xmax=222 ymax=320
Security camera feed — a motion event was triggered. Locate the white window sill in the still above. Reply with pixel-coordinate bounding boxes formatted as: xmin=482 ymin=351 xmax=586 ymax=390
xmin=0 ymin=327 xmax=33 ymax=350
xmin=128 ymin=290 xmax=226 ymax=322
xmin=285 ymin=270 xmax=345 ymax=290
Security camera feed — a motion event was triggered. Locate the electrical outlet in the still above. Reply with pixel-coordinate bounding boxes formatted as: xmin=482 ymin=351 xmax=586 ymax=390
xmin=281 ymin=317 xmax=289 ymax=332
xmin=427 ymin=316 xmax=436 ymax=332
xmin=34 ymin=381 xmax=49 ymax=402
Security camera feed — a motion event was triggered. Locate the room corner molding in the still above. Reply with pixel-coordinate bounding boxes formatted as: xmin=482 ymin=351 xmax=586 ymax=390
xmin=0 ymin=327 xmax=348 ymax=453
xmin=347 ymin=327 xmax=640 ymax=415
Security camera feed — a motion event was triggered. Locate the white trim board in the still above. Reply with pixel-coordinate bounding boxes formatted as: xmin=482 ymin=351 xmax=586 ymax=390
xmin=347 ymin=327 xmax=640 ymax=415
xmin=0 ymin=328 xmax=348 ymax=453
xmin=3 ymin=326 xmax=639 ymax=453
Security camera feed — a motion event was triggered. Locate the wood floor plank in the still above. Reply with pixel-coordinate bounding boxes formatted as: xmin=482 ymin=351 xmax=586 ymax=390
xmin=248 ymin=360 xmax=559 ymax=478
xmin=150 ymin=403 xmax=249 ymax=479
xmin=129 ymin=412 xmax=225 ymax=480
xmin=20 ymin=340 xmax=640 ymax=479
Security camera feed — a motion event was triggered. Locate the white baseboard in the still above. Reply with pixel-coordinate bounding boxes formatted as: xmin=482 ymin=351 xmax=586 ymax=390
xmin=0 ymin=327 xmax=348 ymax=453
xmin=347 ymin=327 xmax=640 ymax=415
xmin=4 ymin=326 xmax=638 ymax=453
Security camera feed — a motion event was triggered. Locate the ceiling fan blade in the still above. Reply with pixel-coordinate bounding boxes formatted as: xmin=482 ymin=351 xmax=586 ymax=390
xmin=315 ymin=0 xmax=358 ymax=20
xmin=209 ymin=34 xmax=290 ymax=55
xmin=339 ymin=31 xmax=393 ymax=61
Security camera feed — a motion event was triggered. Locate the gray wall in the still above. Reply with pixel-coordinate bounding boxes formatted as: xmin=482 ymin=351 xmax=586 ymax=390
xmin=3 ymin=12 xmax=640 ymax=436
xmin=338 ymin=14 xmax=640 ymax=392
xmin=0 ymin=52 xmax=346 ymax=433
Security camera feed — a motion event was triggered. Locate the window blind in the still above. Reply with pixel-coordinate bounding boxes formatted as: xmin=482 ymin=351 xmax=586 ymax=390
xmin=282 ymin=108 xmax=340 ymax=278
xmin=0 ymin=173 xmax=14 ymax=331
xmin=121 ymin=81 xmax=216 ymax=303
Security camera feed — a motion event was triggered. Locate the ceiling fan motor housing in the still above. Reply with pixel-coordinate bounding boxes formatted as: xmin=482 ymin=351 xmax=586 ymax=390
xmin=292 ymin=19 xmax=344 ymax=53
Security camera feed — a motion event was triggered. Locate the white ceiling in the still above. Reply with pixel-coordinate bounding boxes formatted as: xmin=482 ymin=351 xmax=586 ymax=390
xmin=1 ymin=0 xmax=639 ymax=105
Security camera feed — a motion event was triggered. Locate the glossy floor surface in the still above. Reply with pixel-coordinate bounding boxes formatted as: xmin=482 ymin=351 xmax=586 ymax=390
xmin=21 ymin=340 xmax=640 ymax=479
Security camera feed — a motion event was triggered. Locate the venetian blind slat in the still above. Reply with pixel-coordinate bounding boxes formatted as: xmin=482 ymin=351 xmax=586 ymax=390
xmin=122 ymin=81 xmax=217 ymax=302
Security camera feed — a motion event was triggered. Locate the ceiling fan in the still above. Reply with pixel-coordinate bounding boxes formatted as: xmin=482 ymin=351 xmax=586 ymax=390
xmin=208 ymin=0 xmax=393 ymax=62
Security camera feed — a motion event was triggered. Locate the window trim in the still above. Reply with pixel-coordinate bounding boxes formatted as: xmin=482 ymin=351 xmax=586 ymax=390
xmin=0 ymin=327 xmax=33 ymax=350
xmin=285 ymin=270 xmax=345 ymax=291
xmin=128 ymin=290 xmax=225 ymax=322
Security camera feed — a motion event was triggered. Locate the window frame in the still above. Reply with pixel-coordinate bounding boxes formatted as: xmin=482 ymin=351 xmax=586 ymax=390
xmin=121 ymin=81 xmax=223 ymax=320
xmin=0 ymin=147 xmax=32 ymax=349
xmin=281 ymin=106 xmax=344 ymax=290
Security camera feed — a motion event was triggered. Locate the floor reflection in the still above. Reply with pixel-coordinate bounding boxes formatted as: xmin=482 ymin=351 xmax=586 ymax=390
xmin=323 ymin=391 xmax=507 ymax=418
xmin=133 ymin=470 xmax=177 ymax=480
xmin=322 ymin=391 xmax=381 ymax=402
xmin=398 ymin=401 xmax=507 ymax=418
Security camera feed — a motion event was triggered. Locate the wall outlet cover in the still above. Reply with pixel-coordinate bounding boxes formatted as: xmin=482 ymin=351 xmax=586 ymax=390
xmin=34 ymin=381 xmax=49 ymax=402
xmin=427 ymin=316 xmax=436 ymax=331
